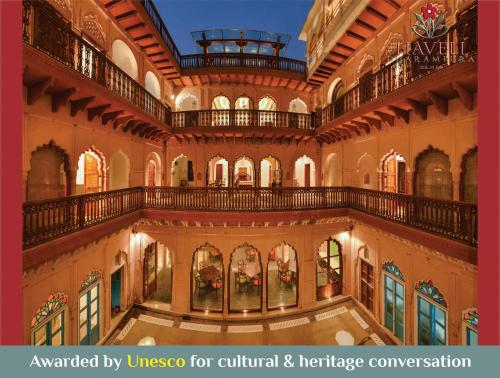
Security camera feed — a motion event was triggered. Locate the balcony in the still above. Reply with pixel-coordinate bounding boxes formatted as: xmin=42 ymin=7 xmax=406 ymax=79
xmin=315 ymin=9 xmax=477 ymax=141
xmin=23 ymin=187 xmax=477 ymax=251
xmin=22 ymin=0 xmax=171 ymax=140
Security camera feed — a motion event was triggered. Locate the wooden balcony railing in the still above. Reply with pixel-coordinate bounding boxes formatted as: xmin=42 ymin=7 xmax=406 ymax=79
xmin=22 ymin=0 xmax=171 ymax=124
xmin=140 ymin=0 xmax=182 ymax=65
xmin=316 ymin=9 xmax=478 ymax=127
xmin=172 ymin=109 xmax=313 ymax=129
xmin=180 ymin=53 xmax=307 ymax=75
xmin=23 ymin=187 xmax=477 ymax=249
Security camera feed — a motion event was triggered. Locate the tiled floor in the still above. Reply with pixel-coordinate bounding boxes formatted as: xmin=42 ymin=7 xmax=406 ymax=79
xmin=107 ymin=298 xmax=395 ymax=346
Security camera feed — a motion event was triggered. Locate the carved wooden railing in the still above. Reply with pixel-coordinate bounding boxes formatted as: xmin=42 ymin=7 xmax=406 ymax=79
xmin=22 ymin=0 xmax=171 ymax=124
xmin=316 ymin=8 xmax=478 ymax=128
xmin=23 ymin=187 xmax=477 ymax=249
xmin=181 ymin=53 xmax=307 ymax=75
xmin=172 ymin=109 xmax=313 ymax=129
xmin=140 ymin=0 xmax=182 ymax=65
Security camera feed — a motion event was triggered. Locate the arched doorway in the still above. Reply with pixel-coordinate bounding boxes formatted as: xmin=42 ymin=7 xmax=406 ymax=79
xmin=294 ymin=155 xmax=315 ymax=187
xmin=233 ymin=156 xmax=255 ymax=187
xmin=380 ymin=150 xmax=407 ymax=193
xmin=358 ymin=57 xmax=374 ymax=104
xmin=143 ymin=241 xmax=172 ymax=306
xmin=191 ymin=243 xmax=223 ymax=312
xmin=288 ymin=98 xmax=308 ymax=128
xmin=460 ymin=147 xmax=477 ymax=203
xmin=171 ymin=154 xmax=192 ymax=187
xmin=109 ymin=150 xmax=130 ymax=190
xmin=235 ymin=95 xmax=253 ymax=126
xmin=76 ymin=148 xmax=106 ymax=194
xmin=145 ymin=152 xmax=162 ymax=186
xmin=258 ymin=96 xmax=277 ymax=126
xmin=260 ymin=155 xmax=281 ymax=187
xmin=325 ymin=153 xmax=339 ymax=186
xmin=316 ymin=238 xmax=343 ymax=301
xmin=175 ymin=93 xmax=199 ymax=127
xmin=211 ymin=94 xmax=230 ymax=126
xmin=26 ymin=141 xmax=71 ymax=201
xmin=357 ymin=153 xmax=377 ymax=190
xmin=229 ymin=243 xmax=262 ymax=312
xmin=267 ymin=243 xmax=298 ymax=310
xmin=414 ymin=146 xmax=452 ymax=200
xmin=207 ymin=155 xmax=229 ymax=187
xmin=145 ymin=71 xmax=161 ymax=99
xmin=111 ymin=39 xmax=138 ymax=79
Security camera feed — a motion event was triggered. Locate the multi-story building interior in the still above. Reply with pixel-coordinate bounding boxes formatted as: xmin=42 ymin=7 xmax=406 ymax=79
xmin=22 ymin=0 xmax=478 ymax=346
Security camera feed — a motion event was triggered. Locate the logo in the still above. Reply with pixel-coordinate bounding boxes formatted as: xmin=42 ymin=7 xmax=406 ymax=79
xmin=412 ymin=3 xmax=449 ymax=39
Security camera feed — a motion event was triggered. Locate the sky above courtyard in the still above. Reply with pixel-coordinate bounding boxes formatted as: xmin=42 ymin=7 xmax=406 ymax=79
xmin=155 ymin=0 xmax=314 ymax=60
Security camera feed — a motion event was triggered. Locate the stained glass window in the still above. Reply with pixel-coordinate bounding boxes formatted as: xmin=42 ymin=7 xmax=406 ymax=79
xmin=382 ymin=261 xmax=404 ymax=281
xmin=415 ymin=280 xmax=447 ymax=307
xmin=464 ymin=309 xmax=478 ymax=329
xmin=80 ymin=269 xmax=103 ymax=292
xmin=31 ymin=292 xmax=68 ymax=329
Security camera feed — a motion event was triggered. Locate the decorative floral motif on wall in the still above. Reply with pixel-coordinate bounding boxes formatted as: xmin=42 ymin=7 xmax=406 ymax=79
xmin=31 ymin=292 xmax=68 ymax=328
xmin=80 ymin=269 xmax=103 ymax=292
xmin=415 ymin=280 xmax=447 ymax=307
xmin=382 ymin=261 xmax=404 ymax=281
xmin=464 ymin=308 xmax=478 ymax=329
xmin=82 ymin=14 xmax=106 ymax=49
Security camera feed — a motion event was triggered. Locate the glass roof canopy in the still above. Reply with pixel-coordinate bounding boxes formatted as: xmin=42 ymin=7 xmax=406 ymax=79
xmin=191 ymin=29 xmax=292 ymax=56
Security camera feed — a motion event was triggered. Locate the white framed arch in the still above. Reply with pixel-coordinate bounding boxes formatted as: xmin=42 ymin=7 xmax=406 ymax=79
xmin=171 ymin=154 xmax=190 ymax=187
xmin=327 ymin=77 xmax=344 ymax=104
xmin=207 ymin=155 xmax=229 ymax=187
xmin=233 ymin=156 xmax=255 ymax=187
xmin=111 ymin=39 xmax=138 ymax=79
xmin=258 ymin=95 xmax=277 ymax=111
xmin=211 ymin=94 xmax=231 ymax=110
xmin=145 ymin=71 xmax=161 ymax=99
xmin=145 ymin=151 xmax=162 ymax=186
xmin=75 ymin=146 xmax=107 ymax=194
xmin=288 ymin=98 xmax=308 ymax=113
xmin=175 ymin=93 xmax=199 ymax=111
xmin=109 ymin=149 xmax=130 ymax=190
xmin=294 ymin=155 xmax=316 ymax=187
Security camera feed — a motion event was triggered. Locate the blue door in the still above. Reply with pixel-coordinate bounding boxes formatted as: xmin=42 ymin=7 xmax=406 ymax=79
xmin=79 ymin=284 xmax=100 ymax=345
xmin=111 ymin=269 xmax=122 ymax=316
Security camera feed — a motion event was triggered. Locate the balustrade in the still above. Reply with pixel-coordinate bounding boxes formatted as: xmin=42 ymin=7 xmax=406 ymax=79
xmin=23 ymin=187 xmax=477 ymax=249
xmin=23 ymin=0 xmax=171 ymax=123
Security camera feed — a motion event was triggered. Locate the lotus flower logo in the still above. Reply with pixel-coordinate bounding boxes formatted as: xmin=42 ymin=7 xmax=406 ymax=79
xmin=412 ymin=3 xmax=449 ymax=39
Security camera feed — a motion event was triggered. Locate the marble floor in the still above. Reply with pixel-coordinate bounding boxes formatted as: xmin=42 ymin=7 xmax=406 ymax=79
xmin=106 ymin=298 xmax=395 ymax=346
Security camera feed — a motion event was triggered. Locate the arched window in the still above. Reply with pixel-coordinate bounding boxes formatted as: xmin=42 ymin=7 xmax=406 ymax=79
xmin=258 ymin=96 xmax=277 ymax=126
xmin=358 ymin=56 xmax=374 ymax=104
xmin=235 ymin=95 xmax=253 ymax=126
xmin=109 ymin=150 xmax=130 ymax=190
xmin=26 ymin=141 xmax=71 ymax=201
xmin=288 ymin=98 xmax=308 ymax=113
xmin=260 ymin=155 xmax=281 ymax=187
xmin=31 ymin=292 xmax=68 ymax=345
xmin=145 ymin=71 xmax=161 ymax=99
xmin=316 ymin=238 xmax=342 ymax=301
xmin=229 ymin=243 xmax=262 ymax=312
xmin=79 ymin=270 xmax=102 ymax=345
xmin=414 ymin=146 xmax=452 ymax=200
xmin=382 ymin=261 xmax=405 ymax=343
xmin=267 ymin=243 xmax=298 ymax=310
xmin=327 ymin=78 xmax=345 ymax=104
xmin=380 ymin=150 xmax=407 ymax=193
xmin=76 ymin=147 xmax=106 ymax=194
xmin=460 ymin=147 xmax=477 ymax=202
xmin=294 ymin=155 xmax=315 ymax=187
xmin=288 ymin=98 xmax=308 ymax=129
xmin=145 ymin=152 xmax=162 ymax=186
xmin=191 ymin=243 xmax=223 ymax=312
xmin=415 ymin=280 xmax=448 ymax=345
xmin=111 ymin=39 xmax=138 ymax=79
xmin=207 ymin=155 xmax=229 ymax=187
xmin=462 ymin=308 xmax=478 ymax=345
xmin=211 ymin=95 xmax=231 ymax=126
xmin=171 ymin=154 xmax=192 ymax=187
xmin=176 ymin=93 xmax=199 ymax=111
xmin=234 ymin=156 xmax=255 ymax=187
